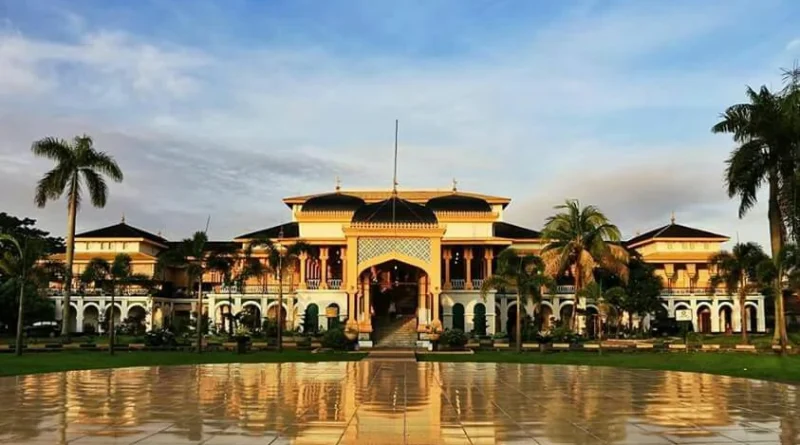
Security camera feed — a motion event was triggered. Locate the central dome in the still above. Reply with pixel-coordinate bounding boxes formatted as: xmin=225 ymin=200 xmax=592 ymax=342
xmin=352 ymin=196 xmax=438 ymax=224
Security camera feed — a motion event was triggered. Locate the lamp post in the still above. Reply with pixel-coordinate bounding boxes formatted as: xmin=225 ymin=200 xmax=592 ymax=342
xmin=276 ymin=228 xmax=284 ymax=353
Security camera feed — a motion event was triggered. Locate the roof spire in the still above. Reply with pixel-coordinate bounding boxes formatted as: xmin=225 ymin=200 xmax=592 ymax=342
xmin=670 ymin=211 xmax=675 ymax=225
xmin=392 ymin=119 xmax=399 ymax=196
xmin=335 ymin=176 xmax=341 ymax=192
xmin=121 ymin=213 xmax=126 ymax=224
xmin=452 ymin=178 xmax=458 ymax=192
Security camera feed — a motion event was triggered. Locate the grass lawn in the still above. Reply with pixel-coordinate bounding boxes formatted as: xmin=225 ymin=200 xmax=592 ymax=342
xmin=0 ymin=350 xmax=366 ymax=377
xmin=418 ymin=351 xmax=800 ymax=383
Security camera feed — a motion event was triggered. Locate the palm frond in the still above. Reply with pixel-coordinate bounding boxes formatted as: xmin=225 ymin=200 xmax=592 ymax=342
xmin=81 ymin=169 xmax=109 ymax=208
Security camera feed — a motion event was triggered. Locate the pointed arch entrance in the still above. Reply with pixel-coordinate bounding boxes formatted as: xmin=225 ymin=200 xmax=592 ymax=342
xmin=355 ymin=259 xmax=433 ymax=347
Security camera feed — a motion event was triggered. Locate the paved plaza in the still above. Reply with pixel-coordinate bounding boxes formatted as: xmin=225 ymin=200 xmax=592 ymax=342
xmin=0 ymin=361 xmax=798 ymax=444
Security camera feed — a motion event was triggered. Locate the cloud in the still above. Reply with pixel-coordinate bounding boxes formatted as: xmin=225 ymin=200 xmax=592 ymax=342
xmin=788 ymin=38 xmax=800 ymax=51
xmin=0 ymin=0 xmax=792 ymax=247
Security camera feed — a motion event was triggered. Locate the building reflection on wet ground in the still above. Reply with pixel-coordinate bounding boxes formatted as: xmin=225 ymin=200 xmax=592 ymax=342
xmin=0 ymin=361 xmax=798 ymax=444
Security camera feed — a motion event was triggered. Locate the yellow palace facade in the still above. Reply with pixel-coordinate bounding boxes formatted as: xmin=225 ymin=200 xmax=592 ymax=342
xmin=49 ymin=187 xmax=767 ymax=346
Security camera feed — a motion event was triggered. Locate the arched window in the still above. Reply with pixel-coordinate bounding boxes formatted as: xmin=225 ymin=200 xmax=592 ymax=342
xmin=452 ymin=303 xmax=465 ymax=331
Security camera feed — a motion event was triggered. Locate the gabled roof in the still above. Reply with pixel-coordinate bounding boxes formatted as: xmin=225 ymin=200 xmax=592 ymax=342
xmin=626 ymin=223 xmax=728 ymax=247
xmin=284 ymin=189 xmax=511 ymax=207
xmin=76 ymin=222 xmax=168 ymax=246
xmin=236 ymin=222 xmax=299 ymax=240
xmin=493 ymin=222 xmax=540 ymax=240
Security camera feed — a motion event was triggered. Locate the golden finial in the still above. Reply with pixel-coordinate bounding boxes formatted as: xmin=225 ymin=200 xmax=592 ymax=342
xmin=452 ymin=178 xmax=458 ymax=192
xmin=670 ymin=211 xmax=675 ymax=224
xmin=335 ymin=176 xmax=341 ymax=192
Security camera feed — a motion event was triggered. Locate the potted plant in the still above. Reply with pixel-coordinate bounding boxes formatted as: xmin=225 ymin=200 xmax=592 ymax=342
xmin=234 ymin=326 xmax=251 ymax=354
xmin=344 ymin=320 xmax=360 ymax=341
xmin=428 ymin=320 xmax=444 ymax=342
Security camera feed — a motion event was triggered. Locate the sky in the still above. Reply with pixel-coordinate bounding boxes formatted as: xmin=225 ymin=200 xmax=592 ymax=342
xmin=1 ymin=0 xmax=799 ymax=246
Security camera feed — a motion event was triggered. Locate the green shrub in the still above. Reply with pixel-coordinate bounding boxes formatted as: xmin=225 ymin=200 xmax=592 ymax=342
xmin=440 ymin=329 xmax=468 ymax=348
xmin=473 ymin=311 xmax=488 ymax=337
xmin=321 ymin=327 xmax=349 ymax=350
xmin=492 ymin=331 xmax=508 ymax=340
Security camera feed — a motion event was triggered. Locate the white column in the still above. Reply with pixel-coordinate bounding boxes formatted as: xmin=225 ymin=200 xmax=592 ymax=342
xmin=443 ymin=305 xmax=453 ymax=330
xmin=145 ymin=299 xmax=153 ymax=331
xmin=76 ymin=299 xmax=84 ymax=333
xmin=710 ymin=300 xmax=720 ymax=333
xmin=552 ymin=297 xmax=561 ymax=321
xmin=689 ymin=300 xmax=698 ymax=333
xmin=757 ymin=298 xmax=766 ymax=332
xmin=207 ymin=296 xmax=216 ymax=332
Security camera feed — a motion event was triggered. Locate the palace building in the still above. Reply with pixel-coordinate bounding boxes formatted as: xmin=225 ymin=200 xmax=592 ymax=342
xmin=48 ymin=187 xmax=767 ymax=347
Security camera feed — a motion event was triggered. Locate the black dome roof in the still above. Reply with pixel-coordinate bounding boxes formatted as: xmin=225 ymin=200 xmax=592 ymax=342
xmin=352 ymin=196 xmax=438 ymax=224
xmin=303 ymin=193 xmax=365 ymax=211
xmin=426 ymin=194 xmax=491 ymax=212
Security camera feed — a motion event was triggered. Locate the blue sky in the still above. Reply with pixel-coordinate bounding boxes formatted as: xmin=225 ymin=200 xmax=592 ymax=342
xmin=1 ymin=0 xmax=799 ymax=245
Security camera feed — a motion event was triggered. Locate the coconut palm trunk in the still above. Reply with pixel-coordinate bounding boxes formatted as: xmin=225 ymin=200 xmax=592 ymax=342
xmin=515 ymin=290 xmax=522 ymax=353
xmin=61 ymin=185 xmax=78 ymax=336
xmin=15 ymin=266 xmax=25 ymax=357
xmin=197 ymin=277 xmax=204 ymax=353
xmin=572 ymin=263 xmax=582 ymax=332
xmin=739 ymin=284 xmax=748 ymax=344
xmin=768 ymin=174 xmax=788 ymax=349
xmin=109 ymin=282 xmax=116 ymax=355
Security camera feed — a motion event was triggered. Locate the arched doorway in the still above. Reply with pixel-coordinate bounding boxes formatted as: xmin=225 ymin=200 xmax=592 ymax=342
xmin=719 ymin=306 xmax=732 ymax=333
xmin=559 ymin=304 xmax=573 ymax=329
xmin=215 ymin=303 xmax=233 ymax=333
xmin=304 ymin=304 xmax=319 ymax=334
xmin=539 ymin=304 xmax=553 ymax=331
xmin=697 ymin=306 xmax=711 ymax=334
xmin=104 ymin=306 xmax=122 ymax=332
xmin=506 ymin=305 xmax=527 ymax=341
xmin=473 ymin=303 xmax=487 ymax=336
xmin=126 ymin=306 xmax=147 ymax=334
xmin=746 ymin=305 xmax=757 ymax=332
xmin=585 ymin=306 xmax=599 ymax=339
xmin=267 ymin=305 xmax=288 ymax=330
xmin=241 ymin=305 xmax=261 ymax=331
xmin=452 ymin=303 xmax=465 ymax=331
xmin=83 ymin=305 xmax=100 ymax=334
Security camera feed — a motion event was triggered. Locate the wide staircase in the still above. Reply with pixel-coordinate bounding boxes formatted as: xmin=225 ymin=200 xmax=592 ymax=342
xmin=373 ymin=315 xmax=418 ymax=349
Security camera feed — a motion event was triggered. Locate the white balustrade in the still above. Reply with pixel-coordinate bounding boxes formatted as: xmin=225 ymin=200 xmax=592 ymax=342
xmin=556 ymin=285 xmax=575 ymax=294
xmin=327 ymin=279 xmax=342 ymax=290
xmin=472 ymin=279 xmax=484 ymax=289
xmin=306 ymin=279 xmax=321 ymax=290
xmin=451 ymin=279 xmax=466 ymax=290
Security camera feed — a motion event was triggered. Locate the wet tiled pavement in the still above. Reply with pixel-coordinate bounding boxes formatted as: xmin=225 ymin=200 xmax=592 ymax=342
xmin=1 ymin=361 xmax=799 ymax=444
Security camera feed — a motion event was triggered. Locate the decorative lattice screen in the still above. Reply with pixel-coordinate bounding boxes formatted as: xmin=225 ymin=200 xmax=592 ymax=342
xmin=357 ymin=238 xmax=431 ymax=265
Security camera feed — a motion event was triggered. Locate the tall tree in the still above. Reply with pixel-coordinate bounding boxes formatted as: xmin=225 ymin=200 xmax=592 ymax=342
xmin=158 ymin=232 xmax=233 ymax=353
xmin=712 ymin=86 xmax=797 ymax=348
xmin=32 ymin=135 xmax=123 ymax=336
xmin=710 ymin=242 xmax=768 ymax=345
xmin=540 ymin=200 xmax=629 ymax=331
xmin=249 ymin=235 xmax=309 ymax=353
xmin=80 ymin=253 xmax=149 ymax=354
xmin=0 ymin=234 xmax=49 ymax=356
xmin=480 ymin=249 xmax=553 ymax=353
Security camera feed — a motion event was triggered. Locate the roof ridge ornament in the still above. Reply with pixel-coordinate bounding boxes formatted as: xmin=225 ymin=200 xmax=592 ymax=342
xmin=452 ymin=178 xmax=458 ymax=192
xmin=671 ymin=211 xmax=676 ymax=225
xmin=335 ymin=176 xmax=341 ymax=192
xmin=121 ymin=213 xmax=126 ymax=224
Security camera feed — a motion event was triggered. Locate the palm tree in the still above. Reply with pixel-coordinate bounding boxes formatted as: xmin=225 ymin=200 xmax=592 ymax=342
xmin=31 ymin=135 xmax=123 ymax=336
xmin=249 ymin=235 xmax=310 ymax=352
xmin=540 ymin=200 xmax=629 ymax=331
xmin=480 ymin=249 xmax=552 ymax=353
xmin=159 ymin=231 xmax=233 ymax=353
xmin=712 ymin=86 xmax=797 ymax=348
xmin=80 ymin=253 xmax=149 ymax=355
xmin=710 ymin=242 xmax=768 ymax=345
xmin=0 ymin=234 xmax=48 ymax=356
